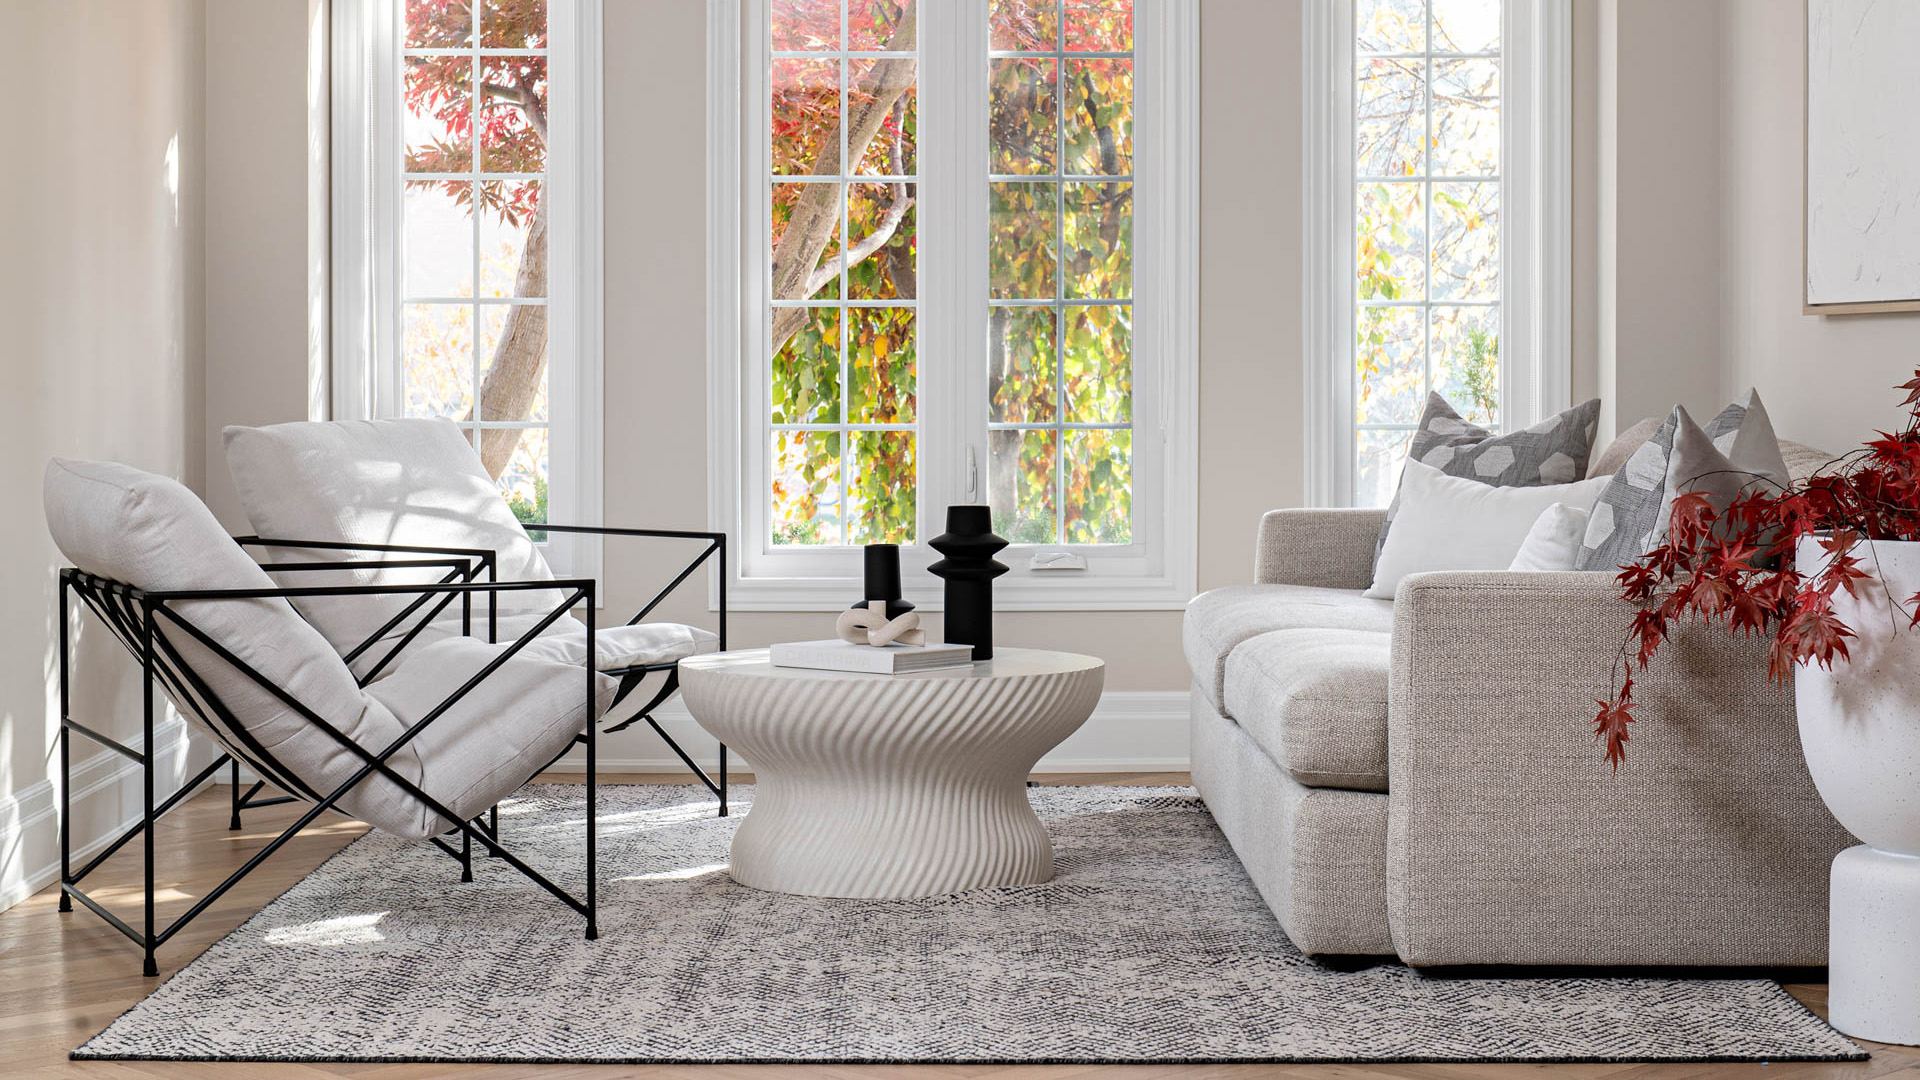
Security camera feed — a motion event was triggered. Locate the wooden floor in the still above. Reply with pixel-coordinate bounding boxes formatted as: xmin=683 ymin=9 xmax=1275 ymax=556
xmin=0 ymin=772 xmax=1909 ymax=1079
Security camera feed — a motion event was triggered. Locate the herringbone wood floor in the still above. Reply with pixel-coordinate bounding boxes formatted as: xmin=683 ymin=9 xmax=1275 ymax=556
xmin=1 ymin=773 xmax=1909 ymax=1079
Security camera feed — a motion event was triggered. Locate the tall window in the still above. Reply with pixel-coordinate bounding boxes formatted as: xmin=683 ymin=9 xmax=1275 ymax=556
xmin=721 ymin=0 xmax=1194 ymax=609
xmin=402 ymin=0 xmax=552 ymax=525
xmin=1305 ymin=0 xmax=1568 ymax=508
xmin=1353 ymin=0 xmax=1500 ymax=506
xmin=988 ymin=2 xmax=1134 ymax=545
xmin=334 ymin=0 xmax=601 ymax=568
xmin=769 ymin=0 xmax=920 ymax=547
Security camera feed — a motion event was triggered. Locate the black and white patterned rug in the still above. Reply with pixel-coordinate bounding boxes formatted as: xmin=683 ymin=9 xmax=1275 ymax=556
xmin=74 ymin=784 xmax=1864 ymax=1064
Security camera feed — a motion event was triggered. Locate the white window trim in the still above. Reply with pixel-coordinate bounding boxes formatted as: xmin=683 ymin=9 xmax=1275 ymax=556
xmin=707 ymin=0 xmax=1198 ymax=612
xmin=331 ymin=0 xmax=606 ymax=584
xmin=1302 ymin=0 xmax=1571 ymax=508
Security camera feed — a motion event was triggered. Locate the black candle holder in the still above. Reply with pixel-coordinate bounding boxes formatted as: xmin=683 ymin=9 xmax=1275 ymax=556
xmin=852 ymin=544 xmax=916 ymax=620
xmin=927 ymin=505 xmax=1008 ymax=661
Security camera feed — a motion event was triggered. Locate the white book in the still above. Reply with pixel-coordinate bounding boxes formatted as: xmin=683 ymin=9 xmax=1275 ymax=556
xmin=770 ymin=639 xmax=976 ymax=674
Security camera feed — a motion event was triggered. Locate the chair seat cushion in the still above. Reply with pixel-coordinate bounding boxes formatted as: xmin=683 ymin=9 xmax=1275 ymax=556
xmin=503 ymin=616 xmax=719 ymax=672
xmin=365 ymin=615 xmax=718 ymax=682
xmin=366 ymin=637 xmax=615 ymax=839
xmin=1183 ymin=584 xmax=1393 ymax=709
xmin=1222 ymin=629 xmax=1390 ymax=792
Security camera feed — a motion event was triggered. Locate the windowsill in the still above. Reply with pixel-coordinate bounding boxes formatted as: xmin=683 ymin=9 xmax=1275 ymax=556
xmin=714 ymin=570 xmax=1195 ymax=612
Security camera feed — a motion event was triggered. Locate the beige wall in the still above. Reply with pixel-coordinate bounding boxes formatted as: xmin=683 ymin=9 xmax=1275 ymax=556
xmin=1717 ymin=0 xmax=1920 ymax=452
xmin=203 ymin=0 xmax=329 ymax=528
xmin=1590 ymin=0 xmax=1725 ymax=441
xmin=0 ymin=0 xmax=210 ymax=899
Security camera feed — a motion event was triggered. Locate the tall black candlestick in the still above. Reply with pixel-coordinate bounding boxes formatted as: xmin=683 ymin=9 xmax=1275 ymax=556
xmin=927 ymin=505 xmax=1008 ymax=660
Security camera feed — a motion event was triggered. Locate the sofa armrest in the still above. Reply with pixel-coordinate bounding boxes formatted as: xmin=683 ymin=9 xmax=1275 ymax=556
xmin=1254 ymin=508 xmax=1386 ymax=588
xmin=1386 ymin=570 xmax=1852 ymax=968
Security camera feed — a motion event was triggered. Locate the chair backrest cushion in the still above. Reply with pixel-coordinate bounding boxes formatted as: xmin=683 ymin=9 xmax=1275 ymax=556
xmin=223 ymin=418 xmax=561 ymax=664
xmin=43 ymin=458 xmax=432 ymax=833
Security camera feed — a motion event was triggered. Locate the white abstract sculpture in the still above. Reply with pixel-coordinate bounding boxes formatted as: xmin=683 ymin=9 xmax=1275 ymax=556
xmin=835 ymin=599 xmax=925 ymax=647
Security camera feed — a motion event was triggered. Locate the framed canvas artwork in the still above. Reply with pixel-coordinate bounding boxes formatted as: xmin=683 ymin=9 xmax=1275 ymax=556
xmin=1805 ymin=0 xmax=1920 ymax=314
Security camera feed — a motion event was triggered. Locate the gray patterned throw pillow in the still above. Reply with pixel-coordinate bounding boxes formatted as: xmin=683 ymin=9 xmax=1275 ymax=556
xmin=1574 ymin=389 xmax=1789 ymax=572
xmin=1374 ymin=394 xmax=1603 ymax=564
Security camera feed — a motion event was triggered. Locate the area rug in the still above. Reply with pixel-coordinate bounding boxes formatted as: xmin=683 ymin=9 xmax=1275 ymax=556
xmin=74 ymin=784 xmax=1863 ymax=1064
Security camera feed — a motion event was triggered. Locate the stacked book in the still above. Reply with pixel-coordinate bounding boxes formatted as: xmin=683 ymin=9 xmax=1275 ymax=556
xmin=770 ymin=639 xmax=975 ymax=674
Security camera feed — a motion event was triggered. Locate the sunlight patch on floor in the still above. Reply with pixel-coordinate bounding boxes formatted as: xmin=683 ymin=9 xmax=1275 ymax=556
xmin=619 ymin=861 xmax=730 ymax=883
xmin=263 ymin=911 xmax=388 ymax=947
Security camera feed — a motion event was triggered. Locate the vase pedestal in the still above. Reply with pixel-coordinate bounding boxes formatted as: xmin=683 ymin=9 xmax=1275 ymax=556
xmin=1830 ymin=845 xmax=1920 ymax=1045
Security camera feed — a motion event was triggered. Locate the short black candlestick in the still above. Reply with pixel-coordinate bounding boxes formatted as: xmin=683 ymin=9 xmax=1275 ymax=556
xmin=853 ymin=544 xmax=915 ymax=620
xmin=926 ymin=505 xmax=1008 ymax=661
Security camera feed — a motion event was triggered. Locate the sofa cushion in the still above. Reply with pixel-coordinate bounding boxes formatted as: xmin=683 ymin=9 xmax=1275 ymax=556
xmin=1375 ymin=393 xmax=1602 ymax=563
xmin=1183 ymin=584 xmax=1393 ymax=708
xmin=1223 ymin=629 xmax=1390 ymax=792
xmin=1577 ymin=389 xmax=1789 ymax=572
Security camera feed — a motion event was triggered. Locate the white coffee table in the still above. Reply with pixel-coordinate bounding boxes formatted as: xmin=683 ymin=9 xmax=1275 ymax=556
xmin=678 ymin=647 xmax=1105 ymax=898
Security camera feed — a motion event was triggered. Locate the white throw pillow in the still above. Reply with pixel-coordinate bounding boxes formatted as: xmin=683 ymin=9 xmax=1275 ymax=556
xmin=1506 ymin=503 xmax=1591 ymax=572
xmin=1364 ymin=462 xmax=1610 ymax=599
xmin=223 ymin=418 xmax=564 ymax=669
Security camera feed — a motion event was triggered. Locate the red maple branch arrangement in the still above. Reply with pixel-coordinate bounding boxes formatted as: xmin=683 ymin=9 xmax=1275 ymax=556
xmin=1597 ymin=370 xmax=1920 ymax=769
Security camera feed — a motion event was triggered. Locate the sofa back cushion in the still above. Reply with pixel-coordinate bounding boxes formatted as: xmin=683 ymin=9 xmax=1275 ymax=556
xmin=1374 ymin=393 xmax=1602 ymax=565
xmin=223 ymin=418 xmax=561 ymax=663
xmin=42 ymin=458 xmax=430 ymax=829
xmin=1576 ymin=389 xmax=1789 ymax=572
xmin=1366 ymin=462 xmax=1610 ymax=599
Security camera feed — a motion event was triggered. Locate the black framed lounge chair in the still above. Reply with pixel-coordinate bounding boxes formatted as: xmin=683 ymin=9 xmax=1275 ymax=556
xmin=45 ymin=458 xmax=614 ymax=976
xmin=219 ymin=417 xmax=731 ymax=816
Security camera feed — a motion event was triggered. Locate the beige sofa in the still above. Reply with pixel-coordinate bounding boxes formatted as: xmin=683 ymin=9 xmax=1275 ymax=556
xmin=1184 ymin=441 xmax=1855 ymax=967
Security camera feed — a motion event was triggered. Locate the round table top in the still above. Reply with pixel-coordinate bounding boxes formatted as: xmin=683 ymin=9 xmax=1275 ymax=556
xmin=679 ymin=646 xmax=1104 ymax=684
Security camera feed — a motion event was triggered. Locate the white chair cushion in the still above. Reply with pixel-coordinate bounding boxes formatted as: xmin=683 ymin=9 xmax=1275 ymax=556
xmin=44 ymin=459 xmax=423 ymax=833
xmin=366 ymin=637 xmax=613 ymax=837
xmin=44 ymin=458 xmax=608 ymax=841
xmin=361 ymin=615 xmax=718 ymax=682
xmin=222 ymin=418 xmax=564 ymax=661
xmin=519 ymin=619 xmax=720 ymax=671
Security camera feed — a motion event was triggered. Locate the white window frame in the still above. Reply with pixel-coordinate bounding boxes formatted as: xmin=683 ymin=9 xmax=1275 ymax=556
xmin=1303 ymin=0 xmax=1570 ymax=507
xmin=709 ymin=0 xmax=1198 ymax=611
xmin=331 ymin=0 xmax=606 ymax=582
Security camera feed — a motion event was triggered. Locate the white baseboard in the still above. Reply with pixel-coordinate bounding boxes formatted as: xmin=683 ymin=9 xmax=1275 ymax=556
xmin=540 ymin=689 xmax=1192 ymax=775
xmin=0 ymin=715 xmax=221 ymax=914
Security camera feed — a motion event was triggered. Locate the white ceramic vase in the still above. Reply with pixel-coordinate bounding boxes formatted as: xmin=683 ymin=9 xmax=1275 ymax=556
xmin=1795 ymin=536 xmax=1920 ymax=1045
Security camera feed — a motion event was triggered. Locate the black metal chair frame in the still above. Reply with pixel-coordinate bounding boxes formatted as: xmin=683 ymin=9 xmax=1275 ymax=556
xmin=57 ymin=524 xmax=726 ymax=977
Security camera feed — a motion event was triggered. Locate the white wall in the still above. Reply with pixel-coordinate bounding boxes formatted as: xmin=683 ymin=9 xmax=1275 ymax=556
xmin=0 ymin=0 xmax=216 ymax=911
xmin=1718 ymin=0 xmax=1920 ymax=452
xmin=203 ymin=0 xmax=329 ymax=528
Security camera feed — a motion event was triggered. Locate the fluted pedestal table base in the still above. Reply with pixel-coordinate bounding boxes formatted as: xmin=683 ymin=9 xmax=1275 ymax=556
xmin=679 ymin=648 xmax=1105 ymax=898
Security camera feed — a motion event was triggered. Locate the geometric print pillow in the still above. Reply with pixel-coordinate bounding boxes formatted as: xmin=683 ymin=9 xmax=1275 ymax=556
xmin=1574 ymin=388 xmax=1789 ymax=572
xmin=1374 ymin=393 xmax=1603 ymax=565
